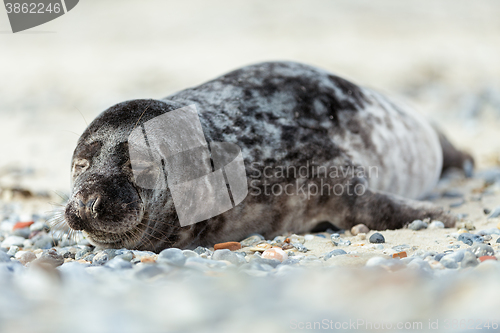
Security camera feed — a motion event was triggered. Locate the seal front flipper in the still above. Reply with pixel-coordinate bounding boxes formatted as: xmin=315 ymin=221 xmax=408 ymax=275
xmin=334 ymin=188 xmax=457 ymax=230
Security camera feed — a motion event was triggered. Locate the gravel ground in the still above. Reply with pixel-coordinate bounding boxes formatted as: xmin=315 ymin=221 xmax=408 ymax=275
xmin=1 ymin=168 xmax=500 ymax=333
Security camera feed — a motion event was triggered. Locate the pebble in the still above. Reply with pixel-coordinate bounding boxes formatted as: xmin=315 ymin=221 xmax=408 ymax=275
xmin=92 ymin=252 xmax=109 ymax=266
xmin=7 ymin=245 xmax=19 ymax=256
xmin=193 ymin=246 xmax=212 ymax=258
xmin=135 ymin=265 xmax=165 ymax=279
xmin=458 ymin=233 xmax=484 ymax=246
xmin=442 ymin=189 xmax=464 ymax=198
xmin=478 ymin=256 xmax=497 ymax=262
xmin=38 ymin=249 xmax=64 ymax=267
xmin=57 ymin=247 xmax=77 ymax=259
xmin=32 ymin=233 xmax=54 ymax=249
xmin=369 ymin=233 xmax=385 ymax=244
xmin=477 ymin=228 xmax=500 ymax=236
xmin=487 ymin=206 xmax=500 ymax=219
xmin=428 ymin=221 xmax=445 ymax=229
xmin=440 ymin=256 xmax=459 ymax=269
xmin=239 ymin=234 xmax=265 ymax=247
xmin=1 ymin=236 xmax=26 ymax=248
xmin=214 ymin=242 xmax=242 ymax=251
xmin=365 ymin=257 xmax=405 ymax=271
xmin=13 ymin=227 xmax=31 ymax=238
xmin=181 ymin=250 xmax=199 ymax=258
xmin=292 ymin=243 xmax=308 ymax=252
xmin=461 ymin=251 xmax=479 ymax=268
xmin=392 ymin=251 xmax=407 ymax=259
xmin=446 ymin=250 xmax=466 ymax=263
xmin=407 ymin=258 xmax=433 ymax=275
xmin=212 ymin=249 xmax=245 ymax=265
xmin=0 ymin=251 xmax=11 ymax=263
xmin=261 ymin=248 xmax=288 ymax=262
xmin=449 ymin=200 xmax=465 ymax=208
xmin=304 ymin=234 xmax=314 ymax=241
xmin=248 ymin=256 xmax=280 ymax=268
xmin=324 ymin=249 xmax=347 ymax=260
xmin=140 ymin=256 xmax=156 ymax=264
xmin=356 ymin=233 xmax=366 ymax=240
xmin=497 ymin=238 xmax=500 ymax=243
xmin=351 ymin=224 xmax=370 ymax=236
xmin=158 ymin=248 xmax=186 ymax=266
xmin=331 ymin=237 xmax=351 ymax=246
xmin=83 ymin=253 xmax=95 ymax=262
xmin=75 ymin=247 xmax=93 ymax=260
xmin=115 ymin=250 xmax=134 ymax=261
xmin=106 ymin=257 xmax=133 ymax=270
xmin=408 ymin=220 xmax=427 ymax=230
xmin=281 ymin=258 xmax=300 ymax=265
xmin=29 ymin=221 xmax=49 ymax=232
xmin=289 ymin=235 xmax=305 ymax=244
xmin=456 ymin=221 xmax=475 ymax=231
xmin=392 ymin=244 xmax=410 ymax=252
xmin=13 ymin=221 xmax=34 ymax=230
xmin=470 ymin=244 xmax=495 ymax=257
xmin=484 ymin=208 xmax=492 ymax=215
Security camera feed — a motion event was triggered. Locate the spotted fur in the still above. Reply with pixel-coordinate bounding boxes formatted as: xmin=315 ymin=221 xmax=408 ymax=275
xmin=65 ymin=61 xmax=472 ymax=251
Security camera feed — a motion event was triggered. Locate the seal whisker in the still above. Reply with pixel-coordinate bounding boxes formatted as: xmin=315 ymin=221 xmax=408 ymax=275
xmin=131 ymin=101 xmax=153 ymax=133
xmin=136 ymin=220 xmax=172 ymax=240
xmin=136 ymin=221 xmax=171 ymax=243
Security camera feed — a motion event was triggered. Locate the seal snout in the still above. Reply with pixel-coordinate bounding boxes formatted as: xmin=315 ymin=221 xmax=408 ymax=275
xmin=77 ymin=195 xmax=101 ymax=221
xmin=65 ymin=193 xmax=101 ymax=231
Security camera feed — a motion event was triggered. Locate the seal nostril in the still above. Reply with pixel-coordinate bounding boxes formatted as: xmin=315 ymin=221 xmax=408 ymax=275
xmin=91 ymin=196 xmax=101 ymax=215
xmin=75 ymin=195 xmax=101 ymax=220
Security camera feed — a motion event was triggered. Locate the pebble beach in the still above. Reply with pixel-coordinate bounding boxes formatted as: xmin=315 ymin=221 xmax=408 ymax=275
xmin=1 ymin=168 xmax=500 ymax=332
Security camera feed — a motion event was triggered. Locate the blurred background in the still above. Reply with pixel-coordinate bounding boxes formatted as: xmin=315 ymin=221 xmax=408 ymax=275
xmin=1 ymin=0 xmax=499 ymax=195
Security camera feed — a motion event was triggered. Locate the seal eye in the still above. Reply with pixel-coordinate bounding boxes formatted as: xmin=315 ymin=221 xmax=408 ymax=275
xmin=73 ymin=158 xmax=90 ymax=175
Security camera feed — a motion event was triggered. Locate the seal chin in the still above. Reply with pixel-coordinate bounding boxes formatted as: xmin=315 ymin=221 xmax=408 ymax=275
xmin=83 ymin=216 xmax=147 ymax=249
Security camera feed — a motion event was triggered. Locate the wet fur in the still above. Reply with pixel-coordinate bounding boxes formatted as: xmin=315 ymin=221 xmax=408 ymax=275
xmin=65 ymin=61 xmax=473 ymax=251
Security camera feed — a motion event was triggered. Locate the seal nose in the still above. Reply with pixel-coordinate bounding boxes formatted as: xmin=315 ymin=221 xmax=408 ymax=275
xmin=77 ymin=195 xmax=101 ymax=220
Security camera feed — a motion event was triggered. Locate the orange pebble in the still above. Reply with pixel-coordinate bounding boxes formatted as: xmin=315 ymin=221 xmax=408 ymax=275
xmin=392 ymin=251 xmax=407 ymax=259
xmin=13 ymin=221 xmax=34 ymax=230
xmin=214 ymin=241 xmax=242 ymax=251
xmin=479 ymin=256 xmax=497 ymax=262
xmin=141 ymin=256 xmax=156 ymax=263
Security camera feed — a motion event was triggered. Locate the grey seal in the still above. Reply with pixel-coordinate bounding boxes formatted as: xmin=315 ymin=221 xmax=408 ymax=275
xmin=63 ymin=61 xmax=473 ymax=251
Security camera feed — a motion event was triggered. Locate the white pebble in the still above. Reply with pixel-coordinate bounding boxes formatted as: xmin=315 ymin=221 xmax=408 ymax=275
xmin=261 ymin=248 xmax=288 ymax=262
xmin=429 ymin=221 xmax=445 ymax=229
xmin=304 ymin=234 xmax=314 ymax=241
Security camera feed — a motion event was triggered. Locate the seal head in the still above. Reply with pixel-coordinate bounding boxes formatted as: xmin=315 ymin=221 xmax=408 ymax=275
xmin=64 ymin=99 xmax=177 ymax=249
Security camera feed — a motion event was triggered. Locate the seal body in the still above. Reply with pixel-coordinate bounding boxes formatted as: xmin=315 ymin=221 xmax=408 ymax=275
xmin=64 ymin=61 xmax=472 ymax=251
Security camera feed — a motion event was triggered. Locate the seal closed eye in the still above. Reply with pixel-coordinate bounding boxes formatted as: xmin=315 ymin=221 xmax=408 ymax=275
xmin=64 ymin=61 xmax=473 ymax=252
